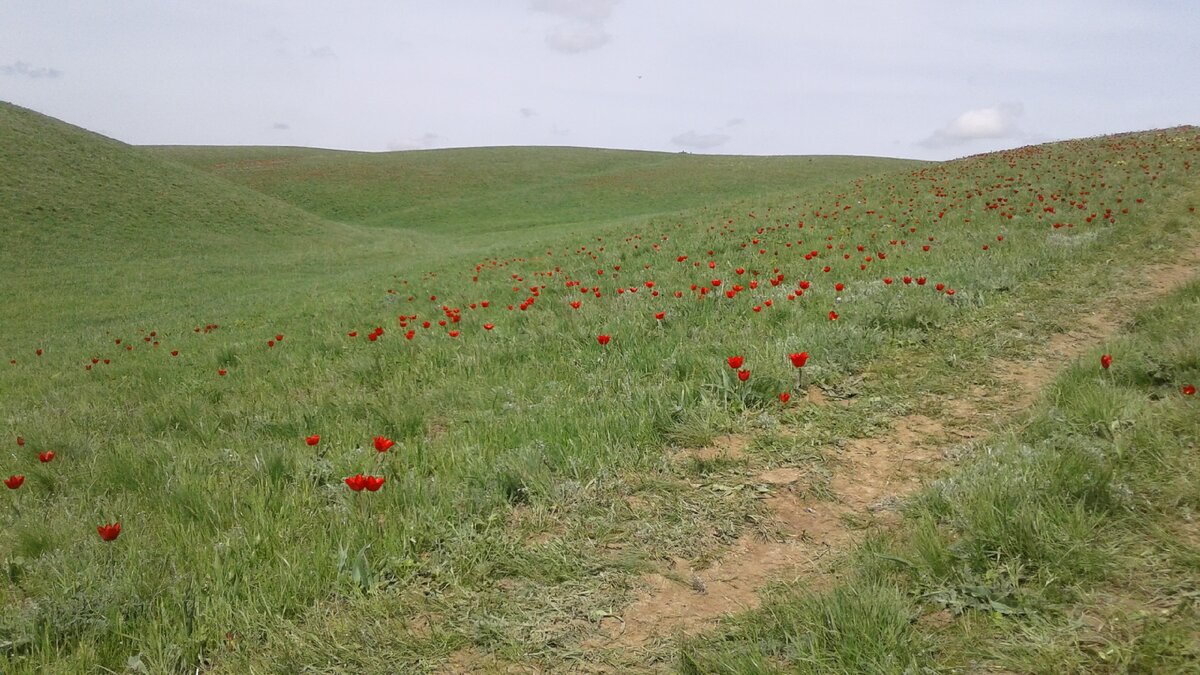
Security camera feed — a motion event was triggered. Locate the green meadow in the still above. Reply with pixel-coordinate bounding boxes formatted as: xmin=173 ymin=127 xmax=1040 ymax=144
xmin=2 ymin=101 xmax=1198 ymax=672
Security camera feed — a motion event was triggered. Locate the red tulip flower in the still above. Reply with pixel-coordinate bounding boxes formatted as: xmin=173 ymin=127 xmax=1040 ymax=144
xmin=218 ymin=369 xmax=227 ymax=376
xmin=345 ymin=474 xmax=368 ymax=491
xmin=38 ymin=451 xmax=55 ymax=463
xmin=829 ymin=311 xmax=839 ymax=321
xmin=597 ymin=334 xmax=611 ymax=345
xmin=364 ymin=475 xmax=386 ymax=492
xmin=373 ymin=436 xmax=395 ymax=452
xmin=4 ymin=475 xmax=24 ymax=489
xmin=789 ymin=352 xmax=809 ymax=368
xmin=305 ymin=435 xmax=320 ymax=446
xmin=97 ymin=522 xmax=121 ymax=542
xmin=654 ymin=312 xmax=665 ymax=321
xmin=727 ymin=355 xmax=744 ymax=369
xmin=1100 ymin=354 xmax=1113 ymax=370
xmin=483 ymin=323 xmax=495 ymax=331
xmin=1183 ymin=384 xmax=1195 ymax=396
xmin=779 ymin=392 xmax=791 ymax=403
xmin=737 ymin=369 xmax=751 ymax=382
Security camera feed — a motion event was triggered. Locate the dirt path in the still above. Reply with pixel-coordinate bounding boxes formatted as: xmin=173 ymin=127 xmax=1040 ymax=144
xmin=588 ymin=246 xmax=1200 ymax=653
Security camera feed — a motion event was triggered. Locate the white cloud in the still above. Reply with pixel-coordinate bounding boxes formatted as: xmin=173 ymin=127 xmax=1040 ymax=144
xmin=1 ymin=60 xmax=62 ymax=79
xmin=386 ymin=132 xmax=441 ymax=151
xmin=671 ymin=130 xmax=730 ymax=149
xmin=531 ymin=0 xmax=619 ymax=53
xmin=531 ymin=0 xmax=617 ymax=23
xmin=545 ymin=22 xmax=610 ymax=53
xmin=271 ymin=122 xmax=290 ymax=130
xmin=921 ymin=103 xmax=1025 ymax=147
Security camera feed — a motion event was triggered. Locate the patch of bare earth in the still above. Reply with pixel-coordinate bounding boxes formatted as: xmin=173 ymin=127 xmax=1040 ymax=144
xmin=590 ymin=245 xmax=1200 ymax=652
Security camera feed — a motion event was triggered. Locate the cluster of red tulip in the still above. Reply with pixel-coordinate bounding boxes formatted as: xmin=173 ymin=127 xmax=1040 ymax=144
xmin=5 ymin=437 xmax=119 ymax=540
xmin=723 ymin=351 xmax=811 ymax=403
xmin=344 ymin=474 xmax=385 ymax=492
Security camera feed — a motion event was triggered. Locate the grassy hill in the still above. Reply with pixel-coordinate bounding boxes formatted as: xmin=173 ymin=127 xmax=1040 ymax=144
xmin=0 ymin=102 xmax=407 ymax=333
xmin=149 ymin=144 xmax=920 ymax=236
xmin=1 ymin=101 xmax=1197 ymax=673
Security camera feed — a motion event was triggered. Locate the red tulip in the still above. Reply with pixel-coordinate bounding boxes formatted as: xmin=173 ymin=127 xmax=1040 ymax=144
xmin=4 ymin=475 xmax=23 ymax=489
xmin=828 ymin=311 xmax=839 ymax=321
xmin=38 ymin=451 xmax=55 ymax=463
xmin=305 ymin=435 xmax=320 ymax=446
xmin=448 ymin=330 xmax=460 ymax=338
xmin=218 ymin=369 xmax=227 ymax=376
xmin=348 ymin=331 xmax=358 ymax=337
xmin=778 ymin=392 xmax=791 ymax=403
xmin=789 ymin=352 xmax=809 ymax=368
xmin=35 ymin=348 xmax=43 ymax=356
xmin=883 ymin=277 xmax=893 ymax=285
xmin=1184 ymin=384 xmax=1196 ymax=396
xmin=373 ymin=436 xmax=395 ymax=452
xmin=97 ymin=522 xmax=121 ymax=542
xmin=171 ymin=350 xmax=179 ymax=357
xmin=275 ymin=334 xmax=284 ymax=342
xmin=344 ymin=474 xmax=368 ymax=491
xmin=483 ymin=323 xmax=495 ymax=331
xmin=1100 ymin=354 xmax=1113 ymax=370
xmin=267 ymin=340 xmax=275 ymax=348
xmin=835 ymin=283 xmax=845 ymax=292
xmin=727 ymin=355 xmax=744 ymax=369
xmin=597 ymin=334 xmax=611 ymax=345
xmin=365 ymin=475 xmax=386 ymax=492
xmin=654 ymin=312 xmax=665 ymax=321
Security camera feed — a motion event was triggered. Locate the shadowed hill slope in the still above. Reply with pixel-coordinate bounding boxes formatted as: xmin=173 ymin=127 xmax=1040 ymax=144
xmin=0 ymin=102 xmax=404 ymax=332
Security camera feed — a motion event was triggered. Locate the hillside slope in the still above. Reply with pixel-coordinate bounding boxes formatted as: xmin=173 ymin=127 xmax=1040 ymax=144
xmin=0 ymin=102 xmax=398 ymax=332
xmin=150 ymin=145 xmax=925 ymax=234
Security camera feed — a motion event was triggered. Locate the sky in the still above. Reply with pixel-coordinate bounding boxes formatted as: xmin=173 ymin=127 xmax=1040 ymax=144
xmin=2 ymin=1 xmax=1197 ymax=160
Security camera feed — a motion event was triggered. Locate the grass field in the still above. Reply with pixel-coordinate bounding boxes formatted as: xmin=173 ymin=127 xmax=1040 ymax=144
xmin=2 ymin=100 xmax=1198 ymax=672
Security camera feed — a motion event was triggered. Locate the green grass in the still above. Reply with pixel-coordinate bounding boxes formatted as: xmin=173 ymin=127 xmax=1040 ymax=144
xmin=150 ymin=144 xmax=919 ymax=237
xmin=2 ymin=99 xmax=1198 ymax=672
xmin=680 ymin=212 xmax=1200 ymax=671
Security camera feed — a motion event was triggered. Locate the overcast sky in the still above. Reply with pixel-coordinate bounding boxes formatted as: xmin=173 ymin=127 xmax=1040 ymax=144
xmin=2 ymin=1 xmax=1197 ymax=160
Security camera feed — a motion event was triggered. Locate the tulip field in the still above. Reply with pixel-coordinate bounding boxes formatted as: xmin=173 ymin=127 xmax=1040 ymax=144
xmin=2 ymin=102 xmax=1199 ymax=672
